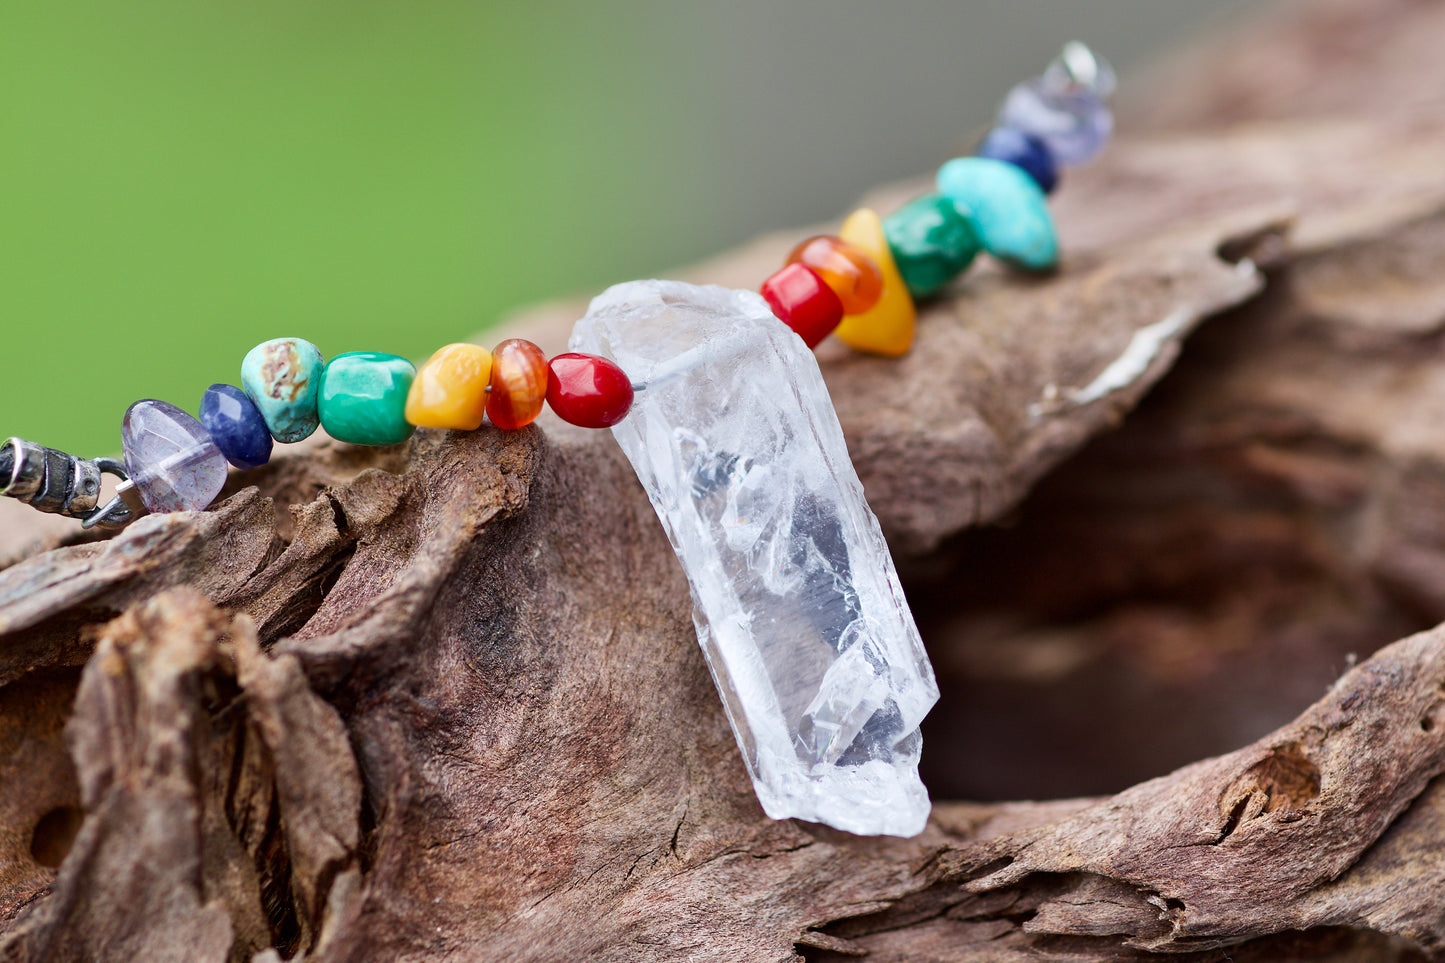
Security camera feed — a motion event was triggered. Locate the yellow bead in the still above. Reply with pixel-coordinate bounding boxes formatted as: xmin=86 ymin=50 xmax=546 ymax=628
xmin=832 ymin=208 xmax=917 ymax=357
xmin=404 ymin=343 xmax=493 ymax=430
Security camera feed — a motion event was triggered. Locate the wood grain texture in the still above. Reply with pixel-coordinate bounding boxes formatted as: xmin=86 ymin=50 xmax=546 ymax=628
xmin=5 ymin=1 xmax=1445 ymax=959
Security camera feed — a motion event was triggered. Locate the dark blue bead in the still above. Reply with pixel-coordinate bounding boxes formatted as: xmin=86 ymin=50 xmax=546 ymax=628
xmin=975 ymin=126 xmax=1059 ymax=195
xmin=200 ymin=383 xmax=273 ymax=470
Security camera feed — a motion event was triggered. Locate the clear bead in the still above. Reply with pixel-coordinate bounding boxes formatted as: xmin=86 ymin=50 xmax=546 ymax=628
xmin=1042 ymin=41 xmax=1117 ymax=99
xmin=998 ymin=77 xmax=1113 ymax=166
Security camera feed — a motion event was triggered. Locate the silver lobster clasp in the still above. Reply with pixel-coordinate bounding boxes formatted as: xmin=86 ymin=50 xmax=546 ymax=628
xmin=0 ymin=437 xmax=144 ymax=530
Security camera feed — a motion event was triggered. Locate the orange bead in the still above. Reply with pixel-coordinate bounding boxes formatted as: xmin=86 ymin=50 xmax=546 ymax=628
xmin=785 ymin=234 xmax=884 ymax=315
xmin=486 ymin=339 xmax=549 ymax=430
xmin=405 ymin=343 xmax=493 ymax=430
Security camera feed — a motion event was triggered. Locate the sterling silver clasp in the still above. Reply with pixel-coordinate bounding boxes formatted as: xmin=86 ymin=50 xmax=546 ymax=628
xmin=0 ymin=438 xmax=144 ymax=530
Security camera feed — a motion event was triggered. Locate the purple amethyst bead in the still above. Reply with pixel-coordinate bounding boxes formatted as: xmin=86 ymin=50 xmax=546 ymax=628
xmin=997 ymin=78 xmax=1113 ymax=167
xmin=975 ymin=126 xmax=1059 ymax=194
xmin=200 ymin=384 xmax=273 ymax=470
xmin=121 ymin=400 xmax=229 ymax=514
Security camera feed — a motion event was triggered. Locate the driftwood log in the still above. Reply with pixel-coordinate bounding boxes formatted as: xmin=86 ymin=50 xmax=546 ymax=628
xmin=5 ymin=1 xmax=1445 ymax=959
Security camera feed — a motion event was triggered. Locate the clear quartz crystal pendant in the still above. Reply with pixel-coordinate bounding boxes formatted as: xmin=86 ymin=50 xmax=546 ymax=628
xmin=570 ymin=280 xmax=939 ymax=837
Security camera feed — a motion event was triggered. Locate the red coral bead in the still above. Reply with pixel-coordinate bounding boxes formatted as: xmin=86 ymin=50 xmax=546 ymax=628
xmin=545 ymin=353 xmax=635 ymax=428
xmin=759 ymin=263 xmax=844 ymax=348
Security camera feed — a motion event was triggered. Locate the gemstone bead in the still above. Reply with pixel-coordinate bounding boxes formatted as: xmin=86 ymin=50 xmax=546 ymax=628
xmin=784 ymin=235 xmax=883 ymax=315
xmin=240 ymin=338 xmax=325 ymax=444
xmin=832 ymin=208 xmax=917 ymax=357
xmin=121 ymin=400 xmax=229 ymax=514
xmin=882 ymin=194 xmax=982 ymax=299
xmin=318 ymin=352 xmax=417 ymax=446
xmin=545 ymin=353 xmax=635 ymax=428
xmin=975 ymin=126 xmax=1058 ymax=195
xmin=760 ymin=263 xmax=844 ymax=348
xmin=405 ymin=343 xmax=493 ymax=431
xmin=486 ymin=339 xmax=549 ymax=430
xmin=200 ymin=384 xmax=273 ymax=470
xmin=936 ymin=157 xmax=1059 ymax=272
xmin=997 ymin=78 xmax=1113 ymax=166
xmin=1042 ymin=41 xmax=1117 ymax=100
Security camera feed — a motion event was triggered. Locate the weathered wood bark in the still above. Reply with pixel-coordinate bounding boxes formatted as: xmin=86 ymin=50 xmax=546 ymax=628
xmin=4 ymin=1 xmax=1445 ymax=959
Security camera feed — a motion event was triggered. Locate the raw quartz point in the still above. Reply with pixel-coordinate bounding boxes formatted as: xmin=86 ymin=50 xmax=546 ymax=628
xmin=121 ymin=399 xmax=229 ymax=514
xmin=569 ymin=280 xmax=939 ymax=837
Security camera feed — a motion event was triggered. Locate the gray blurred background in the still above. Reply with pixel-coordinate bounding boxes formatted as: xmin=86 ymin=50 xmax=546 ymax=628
xmin=612 ymin=0 xmax=1256 ymax=270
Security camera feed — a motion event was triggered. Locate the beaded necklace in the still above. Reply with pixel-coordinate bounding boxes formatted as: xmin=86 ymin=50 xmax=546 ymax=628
xmin=2 ymin=42 xmax=1111 ymax=531
xmin=1 ymin=42 xmax=1113 ymax=839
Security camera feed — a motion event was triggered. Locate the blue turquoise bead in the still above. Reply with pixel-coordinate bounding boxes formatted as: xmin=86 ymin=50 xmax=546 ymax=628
xmin=318 ymin=352 xmax=416 ymax=446
xmin=975 ymin=126 xmax=1058 ymax=195
xmin=200 ymin=384 xmax=273 ymax=470
xmin=241 ymin=338 xmax=325 ymax=444
xmin=935 ymin=157 xmax=1058 ymax=272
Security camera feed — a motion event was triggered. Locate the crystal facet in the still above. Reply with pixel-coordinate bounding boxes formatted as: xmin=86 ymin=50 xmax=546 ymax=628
xmin=570 ymin=279 xmax=939 ymax=837
xmin=121 ymin=399 xmax=229 ymax=514
xmin=997 ymin=77 xmax=1113 ymax=167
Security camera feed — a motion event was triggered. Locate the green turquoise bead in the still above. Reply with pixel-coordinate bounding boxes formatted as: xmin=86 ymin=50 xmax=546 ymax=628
xmin=319 ymin=352 xmax=417 ymax=446
xmin=882 ymin=194 xmax=981 ymax=299
xmin=935 ymin=156 xmax=1059 ymax=271
xmin=241 ymin=337 xmax=325 ymax=443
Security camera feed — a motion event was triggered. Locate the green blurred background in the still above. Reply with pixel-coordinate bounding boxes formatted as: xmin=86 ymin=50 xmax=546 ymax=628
xmin=0 ymin=0 xmax=1252 ymax=456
